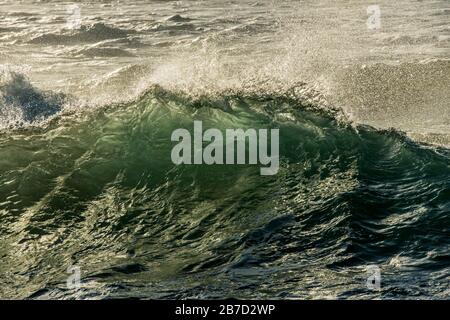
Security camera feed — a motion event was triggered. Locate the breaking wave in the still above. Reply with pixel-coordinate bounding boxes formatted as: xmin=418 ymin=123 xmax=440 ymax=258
xmin=0 ymin=84 xmax=448 ymax=299
xmin=0 ymin=70 xmax=68 ymax=127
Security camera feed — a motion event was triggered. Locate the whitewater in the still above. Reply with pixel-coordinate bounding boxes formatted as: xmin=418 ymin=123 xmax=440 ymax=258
xmin=0 ymin=0 xmax=449 ymax=299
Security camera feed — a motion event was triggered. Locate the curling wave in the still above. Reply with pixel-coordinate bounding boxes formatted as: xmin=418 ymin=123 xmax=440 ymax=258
xmin=0 ymin=86 xmax=448 ymax=299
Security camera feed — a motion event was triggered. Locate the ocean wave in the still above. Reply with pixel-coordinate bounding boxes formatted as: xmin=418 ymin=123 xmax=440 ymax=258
xmin=0 ymin=0 xmax=448 ymax=301
xmin=0 ymin=69 xmax=68 ymax=126
xmin=27 ymin=23 xmax=136 ymax=45
xmin=150 ymin=22 xmax=197 ymax=33
xmin=0 ymin=86 xmax=448 ymax=299
xmin=382 ymin=35 xmax=450 ymax=45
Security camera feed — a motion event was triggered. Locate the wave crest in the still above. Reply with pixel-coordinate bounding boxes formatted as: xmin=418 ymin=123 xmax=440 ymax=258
xmin=0 ymin=69 xmax=68 ymax=128
xmin=27 ymin=23 xmax=135 ymax=45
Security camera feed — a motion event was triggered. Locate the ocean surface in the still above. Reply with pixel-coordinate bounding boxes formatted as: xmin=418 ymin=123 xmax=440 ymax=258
xmin=0 ymin=0 xmax=449 ymax=299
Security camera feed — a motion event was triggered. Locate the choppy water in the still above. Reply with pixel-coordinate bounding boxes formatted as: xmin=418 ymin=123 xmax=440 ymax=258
xmin=0 ymin=0 xmax=449 ymax=299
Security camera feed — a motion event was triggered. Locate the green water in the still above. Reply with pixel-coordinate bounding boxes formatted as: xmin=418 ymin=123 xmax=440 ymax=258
xmin=0 ymin=88 xmax=449 ymax=299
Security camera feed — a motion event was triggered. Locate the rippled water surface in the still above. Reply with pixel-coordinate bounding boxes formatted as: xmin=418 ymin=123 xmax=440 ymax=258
xmin=0 ymin=0 xmax=449 ymax=299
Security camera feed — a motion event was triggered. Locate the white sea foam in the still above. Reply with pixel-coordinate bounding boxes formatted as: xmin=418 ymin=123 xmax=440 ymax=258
xmin=0 ymin=0 xmax=448 ymax=144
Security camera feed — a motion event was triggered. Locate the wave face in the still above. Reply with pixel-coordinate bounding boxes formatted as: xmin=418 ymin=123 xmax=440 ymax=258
xmin=0 ymin=0 xmax=449 ymax=300
xmin=0 ymin=89 xmax=448 ymax=299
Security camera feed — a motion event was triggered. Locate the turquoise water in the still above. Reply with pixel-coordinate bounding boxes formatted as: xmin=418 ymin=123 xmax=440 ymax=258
xmin=0 ymin=0 xmax=449 ymax=299
xmin=0 ymin=87 xmax=448 ymax=299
